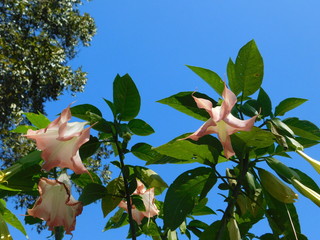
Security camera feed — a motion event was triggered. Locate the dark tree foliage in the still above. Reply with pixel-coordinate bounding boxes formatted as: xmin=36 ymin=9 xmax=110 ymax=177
xmin=0 ymin=0 xmax=96 ymax=165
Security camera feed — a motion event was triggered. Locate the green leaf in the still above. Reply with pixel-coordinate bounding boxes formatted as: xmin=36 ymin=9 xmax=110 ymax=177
xmin=10 ymin=125 xmax=37 ymax=133
xmin=164 ymin=167 xmax=215 ymax=230
xmin=274 ymin=98 xmax=308 ymax=116
xmin=102 ymin=178 xmax=124 ymax=217
xmin=155 ymin=134 xmax=222 ymax=165
xmin=233 ymin=40 xmax=264 ymax=97
xmin=71 ymin=171 xmax=102 ymax=189
xmin=79 ymin=136 xmax=101 ymax=159
xmin=199 ymin=221 xmax=226 ymax=240
xmin=78 ymin=183 xmax=106 ymax=205
xmin=257 ymin=88 xmax=272 ymax=118
xmin=233 ymin=127 xmax=275 ymax=149
xmin=24 ymin=112 xmax=51 ymax=128
xmin=131 ymin=166 xmax=168 ymax=195
xmin=131 ymin=143 xmax=190 ymax=165
xmin=186 ymin=65 xmax=224 ymax=96
xmin=70 ymin=104 xmax=102 ymax=120
xmin=128 ymin=119 xmax=155 ymax=136
xmin=264 ymin=190 xmax=301 ymax=238
xmin=227 ymin=58 xmax=236 ymax=92
xmin=157 ymin=91 xmax=215 ymax=121
xmin=113 ymin=74 xmax=141 ymax=121
xmin=103 ymin=98 xmax=116 ymax=119
xmin=0 ymin=200 xmax=27 ymax=237
xmin=283 ymin=117 xmax=320 ymax=141
xmin=0 ymin=211 xmax=13 ymax=240
xmin=103 ymin=208 xmax=128 ymax=231
xmin=131 ymin=195 xmax=146 ymax=211
xmin=266 ymin=157 xmax=300 ymax=181
xmin=191 ymin=198 xmax=215 ymax=216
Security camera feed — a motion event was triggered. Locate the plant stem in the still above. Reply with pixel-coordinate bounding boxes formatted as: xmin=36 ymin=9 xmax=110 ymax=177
xmin=113 ymin=133 xmax=137 ymax=240
xmin=216 ymin=153 xmax=250 ymax=239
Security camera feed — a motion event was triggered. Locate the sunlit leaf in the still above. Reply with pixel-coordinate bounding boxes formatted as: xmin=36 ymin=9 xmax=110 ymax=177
xmin=102 ymin=178 xmax=124 ymax=217
xmin=128 ymin=119 xmax=155 ymax=136
xmin=157 ymin=91 xmax=215 ymax=121
xmin=274 ymin=98 xmax=307 ymax=117
xmin=113 ymin=74 xmax=141 ymax=121
xmin=186 ymin=65 xmax=224 ymax=96
xmin=164 ymin=167 xmax=215 ymax=230
xmin=233 ymin=40 xmax=264 ymax=97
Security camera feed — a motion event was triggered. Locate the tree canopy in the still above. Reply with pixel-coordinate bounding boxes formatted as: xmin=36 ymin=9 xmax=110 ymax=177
xmin=0 ymin=0 xmax=96 ymax=165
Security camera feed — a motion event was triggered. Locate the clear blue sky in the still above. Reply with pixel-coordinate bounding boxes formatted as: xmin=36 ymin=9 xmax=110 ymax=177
xmin=10 ymin=0 xmax=320 ymax=239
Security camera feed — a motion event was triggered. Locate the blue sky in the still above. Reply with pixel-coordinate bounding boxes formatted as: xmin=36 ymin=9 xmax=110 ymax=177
xmin=9 ymin=0 xmax=320 ymax=239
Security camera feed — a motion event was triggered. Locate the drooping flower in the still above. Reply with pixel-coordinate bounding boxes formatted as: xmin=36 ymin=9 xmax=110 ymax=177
xmin=118 ymin=180 xmax=159 ymax=225
xmin=296 ymin=150 xmax=320 ymax=174
xmin=28 ymin=173 xmax=83 ymax=235
xmin=25 ymin=105 xmax=91 ymax=174
xmin=182 ymin=84 xmax=257 ymax=158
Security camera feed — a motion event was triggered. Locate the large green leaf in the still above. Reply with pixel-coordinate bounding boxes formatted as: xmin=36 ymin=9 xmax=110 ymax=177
xmin=186 ymin=65 xmax=224 ymax=96
xmin=233 ymin=127 xmax=275 ymax=149
xmin=233 ymin=40 xmax=264 ymax=97
xmin=274 ymin=98 xmax=308 ymax=117
xmin=0 ymin=200 xmax=27 ymax=238
xmin=101 ymin=178 xmax=124 ymax=217
xmin=155 ymin=134 xmax=222 ymax=165
xmin=24 ymin=112 xmax=50 ymax=129
xmin=164 ymin=167 xmax=215 ymax=230
xmin=70 ymin=104 xmax=102 ymax=119
xmin=113 ymin=74 xmax=141 ymax=121
xmin=131 ymin=143 xmax=192 ymax=165
xmin=128 ymin=119 xmax=155 ymax=136
xmin=157 ymin=92 xmax=214 ymax=121
xmin=264 ymin=190 xmax=301 ymax=238
xmin=283 ymin=117 xmax=320 ymax=141
xmin=78 ymin=183 xmax=106 ymax=205
xmin=227 ymin=58 xmax=236 ymax=93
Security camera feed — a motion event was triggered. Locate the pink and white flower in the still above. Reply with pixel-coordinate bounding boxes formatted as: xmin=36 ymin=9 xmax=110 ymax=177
xmin=28 ymin=174 xmax=83 ymax=235
xmin=118 ymin=180 xmax=159 ymax=225
xmin=183 ymin=84 xmax=257 ymax=158
xmin=25 ymin=105 xmax=91 ymax=174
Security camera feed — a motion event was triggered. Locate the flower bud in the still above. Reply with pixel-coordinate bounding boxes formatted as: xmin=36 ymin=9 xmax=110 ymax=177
xmin=227 ymin=217 xmax=241 ymax=240
xmin=296 ymin=150 xmax=320 ymax=174
xmin=258 ymin=169 xmax=298 ymax=203
xmin=292 ymin=179 xmax=320 ymax=207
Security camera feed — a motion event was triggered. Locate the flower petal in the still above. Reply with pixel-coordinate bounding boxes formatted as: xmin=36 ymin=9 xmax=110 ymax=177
xmin=28 ymin=177 xmax=82 ymax=235
xmin=220 ymin=84 xmax=237 ymax=119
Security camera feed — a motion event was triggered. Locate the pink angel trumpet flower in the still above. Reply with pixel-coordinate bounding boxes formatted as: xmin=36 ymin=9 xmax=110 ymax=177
xmin=118 ymin=180 xmax=159 ymax=225
xmin=24 ymin=105 xmax=92 ymax=175
xmin=28 ymin=173 xmax=83 ymax=235
xmin=182 ymin=84 xmax=258 ymax=159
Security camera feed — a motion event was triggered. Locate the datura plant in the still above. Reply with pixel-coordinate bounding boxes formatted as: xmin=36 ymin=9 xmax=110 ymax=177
xmin=1 ymin=40 xmax=319 ymax=240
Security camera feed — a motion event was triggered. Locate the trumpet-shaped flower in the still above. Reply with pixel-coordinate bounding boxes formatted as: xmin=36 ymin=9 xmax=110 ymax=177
xmin=28 ymin=174 xmax=83 ymax=235
xmin=118 ymin=180 xmax=159 ymax=225
xmin=25 ymin=105 xmax=91 ymax=174
xmin=296 ymin=150 xmax=320 ymax=174
xmin=183 ymin=84 xmax=257 ymax=158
